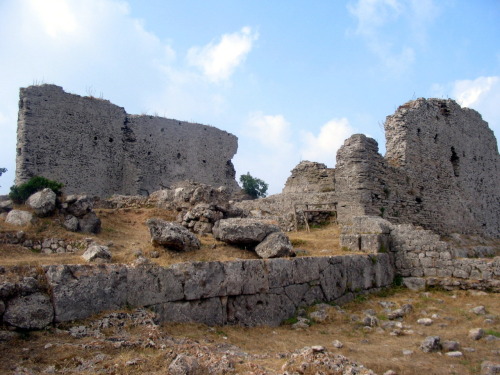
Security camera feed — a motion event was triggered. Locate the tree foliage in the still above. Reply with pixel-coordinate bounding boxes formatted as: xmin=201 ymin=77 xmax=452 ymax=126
xmin=239 ymin=172 xmax=268 ymax=199
xmin=9 ymin=176 xmax=63 ymax=204
xmin=0 ymin=168 xmax=6 ymax=188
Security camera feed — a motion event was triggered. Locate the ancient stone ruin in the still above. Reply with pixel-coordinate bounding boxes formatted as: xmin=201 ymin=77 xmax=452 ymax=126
xmin=239 ymin=98 xmax=500 ymax=239
xmin=15 ymin=84 xmax=239 ymax=197
xmin=2 ymin=87 xmax=499 ymax=335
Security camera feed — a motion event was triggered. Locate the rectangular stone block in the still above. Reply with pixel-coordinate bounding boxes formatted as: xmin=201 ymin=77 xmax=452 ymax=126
xmin=226 ymin=292 xmax=295 ymax=326
xmin=152 ymin=297 xmax=226 ymax=326
xmin=127 ymin=264 xmax=184 ymax=306
xmin=45 ymin=264 xmax=128 ymax=322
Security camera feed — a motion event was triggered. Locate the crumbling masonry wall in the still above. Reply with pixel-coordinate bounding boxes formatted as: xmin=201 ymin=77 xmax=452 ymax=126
xmin=336 ymin=99 xmax=500 ymax=238
xmin=15 ymin=85 xmax=239 ymax=197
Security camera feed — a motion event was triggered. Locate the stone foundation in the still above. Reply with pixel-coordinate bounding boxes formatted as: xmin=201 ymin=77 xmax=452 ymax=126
xmin=0 ymin=254 xmax=394 ymax=329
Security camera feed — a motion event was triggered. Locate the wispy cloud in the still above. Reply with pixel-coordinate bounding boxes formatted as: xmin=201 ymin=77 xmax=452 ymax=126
xmin=300 ymin=118 xmax=355 ymax=167
xmin=187 ymin=27 xmax=258 ymax=83
xmin=347 ymin=0 xmax=438 ymax=74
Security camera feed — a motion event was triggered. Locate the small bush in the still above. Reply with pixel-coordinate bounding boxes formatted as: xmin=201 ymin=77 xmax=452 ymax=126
xmin=9 ymin=176 xmax=63 ymax=204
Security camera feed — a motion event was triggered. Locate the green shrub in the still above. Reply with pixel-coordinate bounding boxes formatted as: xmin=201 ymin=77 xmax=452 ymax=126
xmin=9 ymin=176 xmax=63 ymax=204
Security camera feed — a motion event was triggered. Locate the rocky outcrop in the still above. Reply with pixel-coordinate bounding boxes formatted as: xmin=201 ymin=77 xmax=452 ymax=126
xmin=61 ymin=195 xmax=101 ymax=234
xmin=146 ymin=218 xmax=201 ymax=251
xmin=82 ymin=244 xmax=112 ymax=263
xmin=3 ymin=293 xmax=54 ymax=330
xmin=26 ymin=188 xmax=56 ymax=217
xmin=15 ymin=84 xmax=239 ymax=197
xmin=254 ymin=232 xmax=294 ymax=258
xmin=212 ymin=218 xmax=280 ymax=246
xmin=5 ymin=210 xmax=33 ymax=226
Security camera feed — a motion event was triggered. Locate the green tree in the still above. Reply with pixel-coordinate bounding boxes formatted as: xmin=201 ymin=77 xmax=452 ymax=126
xmin=239 ymin=172 xmax=268 ymax=199
xmin=0 ymin=168 xmax=6 ymax=188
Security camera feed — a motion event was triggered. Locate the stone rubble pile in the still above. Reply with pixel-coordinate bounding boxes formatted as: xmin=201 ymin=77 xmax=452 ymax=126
xmin=213 ymin=218 xmax=295 ymax=258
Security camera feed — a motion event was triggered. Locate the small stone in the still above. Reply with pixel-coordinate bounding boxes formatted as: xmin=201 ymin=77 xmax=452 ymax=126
xmin=471 ymin=306 xmax=486 ymax=315
xmin=363 ymin=315 xmax=379 ymax=327
xmin=332 ymin=340 xmax=343 ymax=348
xmin=311 ymin=345 xmax=325 ymax=352
xmin=481 ymin=361 xmax=500 ymax=375
xmin=446 ymin=351 xmax=463 ymax=357
xmin=420 ymin=336 xmax=441 ymax=353
xmin=309 ymin=309 xmax=328 ymax=323
xmin=417 ymin=318 xmax=433 ymax=326
xmin=468 ymin=328 xmax=485 ymax=340
xmin=383 ymin=371 xmax=397 ymax=375
xmin=402 ymin=349 xmax=414 ymax=356
xmin=150 ymin=250 xmax=160 ymax=258
xmin=82 ymin=244 xmax=111 ymax=262
xmin=442 ymin=340 xmax=460 ymax=352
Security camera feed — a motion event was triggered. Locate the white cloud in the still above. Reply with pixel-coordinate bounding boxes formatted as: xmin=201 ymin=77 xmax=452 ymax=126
xmin=233 ymin=112 xmax=297 ymax=195
xmin=29 ymin=0 xmax=79 ymax=38
xmin=348 ymin=0 xmax=402 ymax=37
xmin=187 ymin=27 xmax=258 ymax=83
xmin=245 ymin=112 xmax=292 ymax=149
xmin=453 ymin=76 xmax=499 ymax=108
xmin=300 ymin=118 xmax=355 ymax=167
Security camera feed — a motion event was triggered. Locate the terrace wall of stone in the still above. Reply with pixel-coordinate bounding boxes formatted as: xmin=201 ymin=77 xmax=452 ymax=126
xmin=0 ymin=254 xmax=394 ymax=330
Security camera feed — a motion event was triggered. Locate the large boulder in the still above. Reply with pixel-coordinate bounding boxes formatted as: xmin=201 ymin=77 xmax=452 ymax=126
xmin=212 ymin=218 xmax=280 ymax=245
xmin=147 ymin=218 xmax=201 ymax=251
xmin=64 ymin=195 xmax=94 ymax=217
xmin=5 ymin=210 xmax=34 ymax=226
xmin=26 ymin=188 xmax=56 ymax=217
xmin=255 ymin=232 xmax=294 ymax=259
xmin=3 ymin=292 xmax=54 ymax=330
xmin=79 ymin=212 xmax=101 ymax=234
xmin=82 ymin=244 xmax=111 ymax=263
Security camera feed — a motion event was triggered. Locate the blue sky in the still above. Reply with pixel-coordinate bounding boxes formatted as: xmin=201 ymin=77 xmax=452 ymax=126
xmin=1 ymin=0 xmax=499 ymax=195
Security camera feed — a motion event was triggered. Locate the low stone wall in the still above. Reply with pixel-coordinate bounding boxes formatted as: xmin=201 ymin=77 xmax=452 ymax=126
xmin=0 ymin=231 xmax=87 ymax=254
xmin=340 ymin=216 xmax=500 ymax=292
xmin=1 ymin=254 xmax=394 ymax=330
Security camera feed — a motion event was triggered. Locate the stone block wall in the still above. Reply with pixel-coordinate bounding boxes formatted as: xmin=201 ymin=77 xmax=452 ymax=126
xmin=340 ymin=216 xmax=500 ymax=292
xmin=0 ymin=254 xmax=394 ymax=330
xmin=335 ymin=99 xmax=500 ymax=238
xmin=15 ymin=85 xmax=239 ymax=197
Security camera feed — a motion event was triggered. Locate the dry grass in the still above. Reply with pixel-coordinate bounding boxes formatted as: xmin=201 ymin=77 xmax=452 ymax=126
xmin=0 ymin=207 xmax=350 ymax=267
xmin=0 ymin=288 xmax=498 ymax=374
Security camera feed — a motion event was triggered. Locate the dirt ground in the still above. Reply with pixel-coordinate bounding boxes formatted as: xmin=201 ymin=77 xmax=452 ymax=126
xmin=0 ymin=288 xmax=498 ymax=374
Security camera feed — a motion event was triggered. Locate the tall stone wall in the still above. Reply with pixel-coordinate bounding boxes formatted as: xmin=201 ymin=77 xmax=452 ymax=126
xmin=15 ymin=85 xmax=239 ymax=197
xmin=335 ymin=99 xmax=500 ymax=238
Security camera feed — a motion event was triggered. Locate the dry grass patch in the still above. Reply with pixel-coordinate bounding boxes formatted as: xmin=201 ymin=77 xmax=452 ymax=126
xmin=1 ymin=207 xmax=350 ymax=267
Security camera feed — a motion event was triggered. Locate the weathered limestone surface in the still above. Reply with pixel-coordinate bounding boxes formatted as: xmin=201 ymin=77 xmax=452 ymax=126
xmin=341 ymin=216 xmax=500 ymax=291
xmin=16 ymin=85 xmax=239 ymax=197
xmin=282 ymin=161 xmax=335 ymax=194
xmin=336 ymin=99 xmax=500 ymax=238
xmin=26 ymin=188 xmax=56 ymax=217
xmin=0 ymin=254 xmax=394 ymax=329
